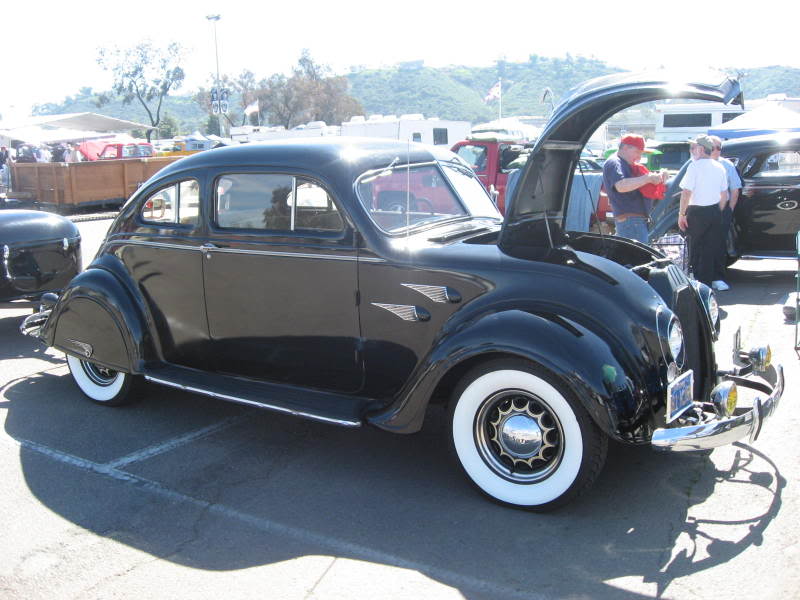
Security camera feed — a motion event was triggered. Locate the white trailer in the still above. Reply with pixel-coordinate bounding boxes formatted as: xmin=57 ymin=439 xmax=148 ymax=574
xmin=230 ymin=122 xmax=340 ymax=143
xmin=231 ymin=115 xmax=470 ymax=147
xmin=341 ymin=114 xmax=470 ymax=146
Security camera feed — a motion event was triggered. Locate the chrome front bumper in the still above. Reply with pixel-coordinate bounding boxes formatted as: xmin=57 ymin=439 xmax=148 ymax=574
xmin=651 ymin=364 xmax=784 ymax=452
xmin=650 ymin=330 xmax=784 ymax=452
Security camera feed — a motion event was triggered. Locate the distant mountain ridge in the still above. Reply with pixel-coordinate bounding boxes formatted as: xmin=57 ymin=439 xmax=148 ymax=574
xmin=30 ymin=61 xmax=800 ymax=134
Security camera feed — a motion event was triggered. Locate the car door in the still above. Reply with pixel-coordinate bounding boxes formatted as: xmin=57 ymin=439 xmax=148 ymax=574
xmin=739 ymin=148 xmax=800 ymax=253
xmin=201 ymin=171 xmax=362 ymax=393
xmin=117 ymin=177 xmax=209 ymax=369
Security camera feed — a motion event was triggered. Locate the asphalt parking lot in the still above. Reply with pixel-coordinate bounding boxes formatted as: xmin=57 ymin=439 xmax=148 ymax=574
xmin=1 ymin=219 xmax=798 ymax=599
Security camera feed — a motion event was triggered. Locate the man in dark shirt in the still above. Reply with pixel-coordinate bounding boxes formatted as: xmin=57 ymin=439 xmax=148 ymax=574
xmin=602 ymin=134 xmax=664 ymax=243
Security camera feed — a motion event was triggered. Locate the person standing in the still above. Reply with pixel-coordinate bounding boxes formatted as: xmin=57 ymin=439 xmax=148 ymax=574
xmin=678 ymin=135 xmax=728 ymax=287
xmin=708 ymin=135 xmax=742 ymax=291
xmin=602 ymin=134 xmax=664 ymax=243
xmin=65 ymin=143 xmax=83 ymax=163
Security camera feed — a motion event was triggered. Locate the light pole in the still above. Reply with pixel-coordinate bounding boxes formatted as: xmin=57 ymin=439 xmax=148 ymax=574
xmin=206 ymin=14 xmax=224 ymax=138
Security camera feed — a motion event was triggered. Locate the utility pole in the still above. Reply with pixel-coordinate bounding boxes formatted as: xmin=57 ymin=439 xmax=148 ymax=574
xmin=206 ymin=14 xmax=224 ymax=138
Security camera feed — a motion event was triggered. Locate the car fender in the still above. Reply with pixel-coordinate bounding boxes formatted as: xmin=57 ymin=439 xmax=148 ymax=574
xmin=367 ymin=308 xmax=643 ymax=439
xmin=42 ymin=259 xmax=153 ymax=372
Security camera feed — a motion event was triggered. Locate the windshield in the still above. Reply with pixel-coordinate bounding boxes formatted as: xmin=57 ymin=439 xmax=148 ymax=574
xmin=356 ymin=161 xmax=500 ymax=234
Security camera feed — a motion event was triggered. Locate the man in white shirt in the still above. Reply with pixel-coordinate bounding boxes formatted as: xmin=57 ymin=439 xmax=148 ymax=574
xmin=678 ymin=135 xmax=728 ymax=287
xmin=709 ymin=135 xmax=742 ymax=291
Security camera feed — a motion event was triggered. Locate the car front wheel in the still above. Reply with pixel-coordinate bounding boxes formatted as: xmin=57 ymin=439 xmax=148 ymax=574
xmin=66 ymin=354 xmax=138 ymax=406
xmin=449 ymin=360 xmax=607 ymax=510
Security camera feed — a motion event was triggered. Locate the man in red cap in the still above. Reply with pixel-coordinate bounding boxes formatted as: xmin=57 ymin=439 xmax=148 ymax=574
xmin=602 ymin=134 xmax=665 ymax=243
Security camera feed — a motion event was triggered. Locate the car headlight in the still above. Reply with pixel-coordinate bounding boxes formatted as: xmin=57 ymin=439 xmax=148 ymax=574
xmin=668 ymin=318 xmax=684 ymax=361
xmin=707 ymin=291 xmax=719 ymax=326
xmin=691 ymin=280 xmax=720 ymax=335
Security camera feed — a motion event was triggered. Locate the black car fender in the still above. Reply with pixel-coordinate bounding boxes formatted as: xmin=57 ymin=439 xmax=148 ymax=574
xmin=367 ymin=307 xmax=644 ymax=439
xmin=42 ymin=260 xmax=153 ymax=373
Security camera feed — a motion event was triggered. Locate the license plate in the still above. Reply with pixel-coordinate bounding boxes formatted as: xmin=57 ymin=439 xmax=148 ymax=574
xmin=666 ymin=369 xmax=694 ymax=423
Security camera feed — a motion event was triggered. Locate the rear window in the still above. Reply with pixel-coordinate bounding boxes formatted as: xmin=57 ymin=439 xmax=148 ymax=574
xmin=140 ymin=180 xmax=200 ymax=226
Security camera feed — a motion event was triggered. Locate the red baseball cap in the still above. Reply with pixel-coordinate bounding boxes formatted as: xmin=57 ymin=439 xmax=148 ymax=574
xmin=620 ymin=134 xmax=646 ymax=151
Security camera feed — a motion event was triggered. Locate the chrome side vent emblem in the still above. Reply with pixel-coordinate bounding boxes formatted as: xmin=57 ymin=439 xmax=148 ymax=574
xmin=401 ymin=283 xmax=461 ymax=303
xmin=66 ymin=338 xmax=93 ymax=358
xmin=372 ymin=303 xmax=430 ymax=322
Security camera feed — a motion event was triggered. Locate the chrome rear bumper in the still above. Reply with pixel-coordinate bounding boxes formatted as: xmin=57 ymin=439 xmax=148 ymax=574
xmin=652 ymin=364 xmax=784 ymax=451
xmin=20 ymin=308 xmax=51 ymax=338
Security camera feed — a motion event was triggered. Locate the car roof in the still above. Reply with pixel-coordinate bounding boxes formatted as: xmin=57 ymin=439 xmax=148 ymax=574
xmin=154 ymin=137 xmax=457 ymax=182
xmin=721 ymin=132 xmax=800 ymax=152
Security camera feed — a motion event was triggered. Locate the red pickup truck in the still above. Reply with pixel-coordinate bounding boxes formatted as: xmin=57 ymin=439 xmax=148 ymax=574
xmin=451 ymin=136 xmax=527 ymax=214
xmin=451 ymin=137 xmax=609 ymax=227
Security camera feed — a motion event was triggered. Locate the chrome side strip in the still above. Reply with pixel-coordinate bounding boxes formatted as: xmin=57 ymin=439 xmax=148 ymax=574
xmin=199 ymin=247 xmax=358 ymax=261
xmin=144 ymin=375 xmax=362 ymax=427
xmin=739 ymin=254 xmax=795 ymax=260
xmin=104 ymin=239 xmax=385 ymax=262
xmin=106 ymin=240 xmax=201 ymax=252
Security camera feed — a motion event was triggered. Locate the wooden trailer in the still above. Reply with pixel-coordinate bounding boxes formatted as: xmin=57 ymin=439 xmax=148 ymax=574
xmin=9 ymin=156 xmax=183 ymax=212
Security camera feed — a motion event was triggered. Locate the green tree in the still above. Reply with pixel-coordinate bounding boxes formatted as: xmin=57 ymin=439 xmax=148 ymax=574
xmin=97 ymin=41 xmax=186 ymax=142
xmin=258 ymin=73 xmax=305 ymax=129
xmin=256 ymin=50 xmax=363 ymax=129
xmin=204 ymin=114 xmax=221 ymax=136
xmin=158 ymin=113 xmax=180 ymax=138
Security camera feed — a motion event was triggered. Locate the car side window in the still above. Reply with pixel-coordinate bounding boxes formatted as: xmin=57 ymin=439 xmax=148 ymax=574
xmin=293 ymin=178 xmax=343 ymax=232
xmin=140 ymin=179 xmax=200 ymax=226
xmin=752 ymin=151 xmax=800 ymax=177
xmin=215 ymin=173 xmax=342 ymax=233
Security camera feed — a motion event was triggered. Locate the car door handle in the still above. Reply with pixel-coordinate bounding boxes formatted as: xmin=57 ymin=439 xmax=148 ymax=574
xmin=200 ymin=243 xmax=218 ymax=258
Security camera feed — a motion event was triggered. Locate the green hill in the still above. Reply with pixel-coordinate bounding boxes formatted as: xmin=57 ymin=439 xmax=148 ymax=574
xmin=30 ymin=61 xmax=800 ymax=133
xmin=32 ymin=87 xmax=207 ymax=135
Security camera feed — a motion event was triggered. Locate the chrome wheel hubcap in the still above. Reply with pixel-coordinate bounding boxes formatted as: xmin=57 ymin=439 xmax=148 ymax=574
xmin=81 ymin=360 xmax=118 ymax=387
xmin=475 ymin=390 xmax=564 ymax=483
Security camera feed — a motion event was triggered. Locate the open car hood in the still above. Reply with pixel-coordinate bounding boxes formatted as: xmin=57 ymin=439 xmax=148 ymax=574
xmin=499 ymin=72 xmax=742 ymax=249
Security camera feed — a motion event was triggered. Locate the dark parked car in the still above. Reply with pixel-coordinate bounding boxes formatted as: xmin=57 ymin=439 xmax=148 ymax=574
xmin=21 ymin=74 xmax=784 ymax=510
xmin=650 ymin=133 xmax=800 ymax=259
xmin=1 ymin=210 xmax=81 ymax=309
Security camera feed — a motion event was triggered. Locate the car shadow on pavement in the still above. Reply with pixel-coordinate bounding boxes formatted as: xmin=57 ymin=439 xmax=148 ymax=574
xmin=0 ymin=311 xmax=63 ymax=366
xmin=1 ymin=371 xmax=785 ymax=600
xmin=717 ymin=264 xmax=795 ymax=307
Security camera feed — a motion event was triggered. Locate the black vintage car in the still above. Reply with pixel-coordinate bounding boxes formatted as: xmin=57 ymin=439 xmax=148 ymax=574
xmin=650 ymin=132 xmax=800 ymax=259
xmin=21 ymin=74 xmax=784 ymax=510
xmin=1 ymin=210 xmax=81 ymax=309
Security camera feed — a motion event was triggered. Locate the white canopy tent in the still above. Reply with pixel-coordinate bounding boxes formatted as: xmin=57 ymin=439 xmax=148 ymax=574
xmin=707 ymin=103 xmax=800 ymax=139
xmin=0 ymin=113 xmax=154 ymax=146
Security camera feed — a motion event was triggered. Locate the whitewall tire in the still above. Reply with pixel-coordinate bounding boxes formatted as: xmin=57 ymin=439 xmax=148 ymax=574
xmin=449 ymin=360 xmax=607 ymax=510
xmin=66 ymin=354 xmax=137 ymax=406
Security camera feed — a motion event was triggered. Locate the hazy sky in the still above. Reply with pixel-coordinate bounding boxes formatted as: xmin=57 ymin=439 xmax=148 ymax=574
xmin=2 ymin=0 xmax=797 ymax=119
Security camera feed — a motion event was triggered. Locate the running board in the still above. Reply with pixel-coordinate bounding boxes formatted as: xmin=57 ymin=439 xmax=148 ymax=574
xmin=143 ymin=363 xmax=366 ymax=427
xmin=739 ymin=254 xmax=794 ymax=260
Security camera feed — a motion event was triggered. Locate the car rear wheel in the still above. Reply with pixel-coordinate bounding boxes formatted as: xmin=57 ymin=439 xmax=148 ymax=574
xmin=449 ymin=359 xmax=607 ymax=510
xmin=66 ymin=354 xmax=138 ymax=406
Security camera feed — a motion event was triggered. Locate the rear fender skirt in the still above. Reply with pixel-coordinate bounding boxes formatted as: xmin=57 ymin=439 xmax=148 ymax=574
xmin=367 ymin=309 xmax=642 ymax=438
xmin=42 ymin=267 xmax=152 ymax=373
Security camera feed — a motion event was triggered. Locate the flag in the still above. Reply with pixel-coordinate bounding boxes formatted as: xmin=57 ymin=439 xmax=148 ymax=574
xmin=244 ymin=100 xmax=260 ymax=116
xmin=483 ymin=80 xmax=501 ymax=103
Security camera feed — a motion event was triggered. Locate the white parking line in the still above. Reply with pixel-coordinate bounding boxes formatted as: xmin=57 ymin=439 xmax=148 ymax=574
xmin=4 ymin=434 xmax=549 ymax=600
xmin=105 ymin=414 xmax=250 ymax=469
